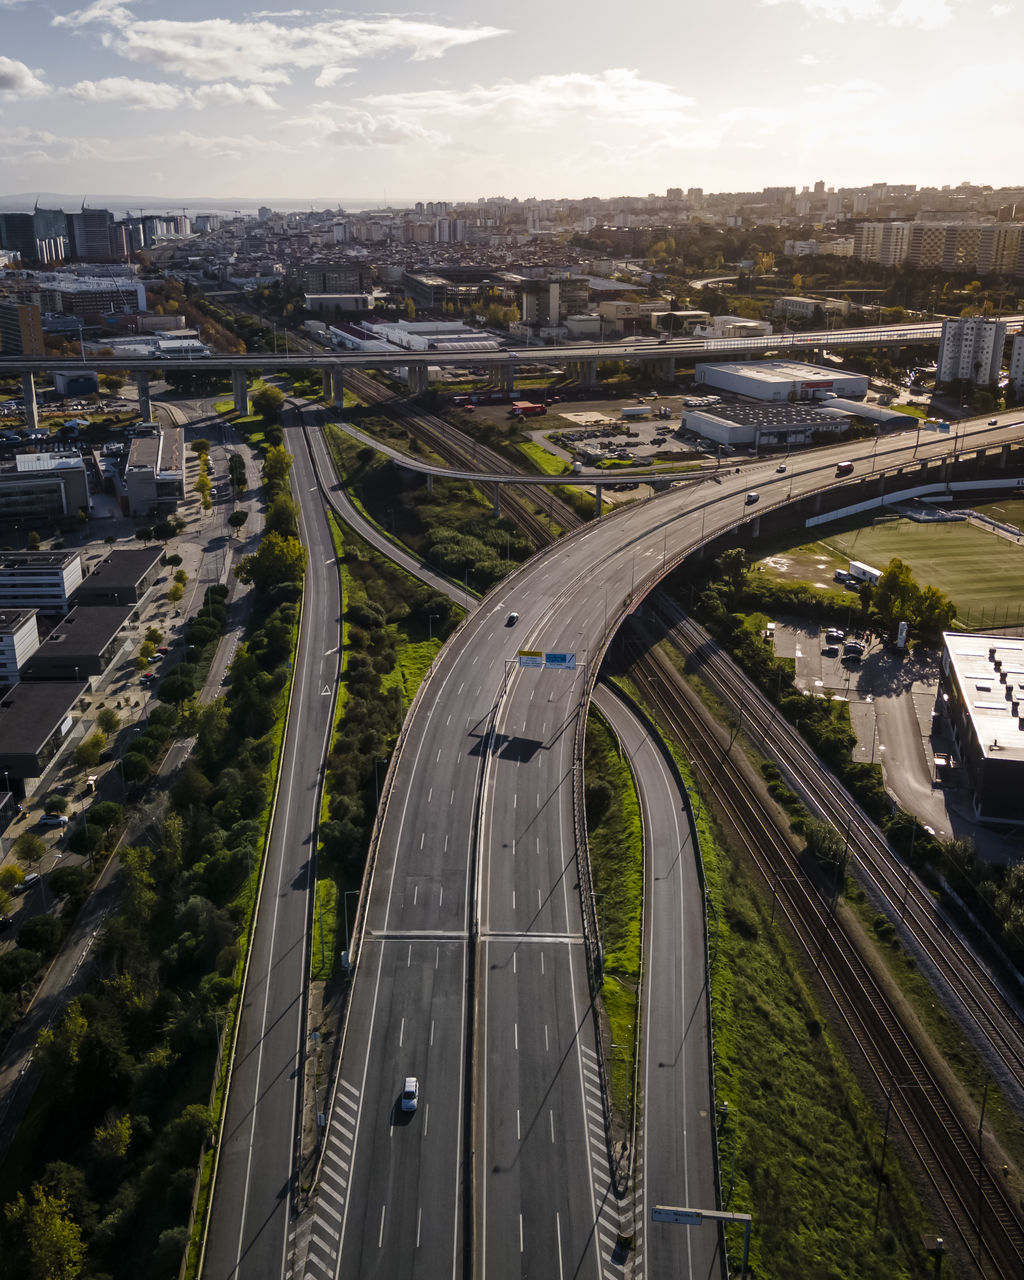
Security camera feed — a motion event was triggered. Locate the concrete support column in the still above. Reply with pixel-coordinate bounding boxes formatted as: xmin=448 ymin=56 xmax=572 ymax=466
xmin=492 ymin=482 xmax=501 ymax=517
xmin=582 ymin=359 xmax=598 ymax=389
xmin=136 ymin=371 xmax=152 ymax=422
xmin=662 ymin=357 xmax=676 ymax=382
xmin=594 ymin=484 xmax=603 ymax=518
xmin=20 ymin=373 xmax=38 ymax=432
xmin=426 ymin=474 xmax=433 ymax=496
xmin=321 ymin=367 xmax=332 ymax=399
xmin=751 ymin=516 xmax=761 ymax=538
xmin=331 ymin=367 xmax=345 ymax=408
xmin=497 ymin=363 xmax=514 ymax=394
xmin=232 ymin=368 xmax=249 ymax=416
xmin=1001 ymin=443 xmax=1010 ymax=469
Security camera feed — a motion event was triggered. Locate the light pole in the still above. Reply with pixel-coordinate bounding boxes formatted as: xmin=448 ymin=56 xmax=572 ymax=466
xmin=428 ymin=613 xmax=439 ymax=643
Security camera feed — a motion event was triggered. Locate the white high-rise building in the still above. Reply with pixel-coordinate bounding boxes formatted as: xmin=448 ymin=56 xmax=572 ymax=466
xmin=936 ymin=317 xmax=1007 ymax=386
xmin=1008 ymin=333 xmax=1024 ymax=399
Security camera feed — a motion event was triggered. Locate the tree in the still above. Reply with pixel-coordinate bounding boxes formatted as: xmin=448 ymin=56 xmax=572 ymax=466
xmin=167 ymin=581 xmax=185 ymax=604
xmin=4 ymin=1187 xmax=85 ymax=1280
xmin=234 ymin=531 xmax=306 ymax=591
xmin=73 ymin=732 xmax=106 ymax=770
xmin=228 ymin=510 xmax=249 ymax=537
xmin=13 ymin=832 xmax=46 ymax=868
xmin=152 ymin=519 xmax=176 ymax=541
xmin=252 ymin=384 xmax=285 ymax=423
xmin=263 ymin=444 xmax=293 ymax=490
xmin=134 ymin=526 xmax=153 ymax=544
xmin=190 ymin=438 xmax=211 ymax=456
xmin=871 ymin=558 xmax=919 ymax=633
xmin=229 ymin=453 xmax=246 ymax=490
xmin=27 ymin=531 xmax=41 ymax=551
xmin=43 ymin=794 xmax=68 ymax=816
xmin=719 ymin=547 xmax=749 ymax=594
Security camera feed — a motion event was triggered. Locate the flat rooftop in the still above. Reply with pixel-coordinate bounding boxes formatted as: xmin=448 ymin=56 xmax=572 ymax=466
xmin=690 ymin=403 xmax=847 ymax=427
xmin=79 ymin=546 xmax=162 ymax=591
xmin=0 ymin=609 xmax=36 ymax=633
xmin=33 ymin=604 xmax=133 ymax=656
xmin=703 ymin=360 xmax=866 ymax=384
xmin=944 ymin=632 xmax=1024 ymax=764
xmin=0 ymin=550 xmax=81 ymax=571
xmin=0 ymin=680 xmax=88 ymax=754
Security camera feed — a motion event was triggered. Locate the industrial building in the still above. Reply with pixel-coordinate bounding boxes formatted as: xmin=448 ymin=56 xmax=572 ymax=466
xmin=21 ymin=604 xmax=133 ymax=681
xmin=681 ymin=401 xmax=849 ymax=449
xmin=0 ymin=679 xmax=89 ymax=786
xmin=73 ymin=547 xmax=162 ymax=607
xmin=940 ymin=633 xmax=1024 ymax=823
xmin=695 ymin=360 xmax=868 ymax=402
xmin=0 ymin=551 xmax=84 ymax=613
xmin=936 ymin=317 xmax=1006 ymax=386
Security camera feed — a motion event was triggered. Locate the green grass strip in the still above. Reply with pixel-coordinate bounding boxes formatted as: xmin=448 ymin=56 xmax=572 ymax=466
xmin=311 ymin=877 xmax=338 ymax=981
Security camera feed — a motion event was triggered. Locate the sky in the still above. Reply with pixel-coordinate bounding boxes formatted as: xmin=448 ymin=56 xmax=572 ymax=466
xmin=0 ymin=0 xmax=1023 ymax=207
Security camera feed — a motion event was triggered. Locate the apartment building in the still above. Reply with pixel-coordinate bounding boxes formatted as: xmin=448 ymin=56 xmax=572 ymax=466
xmin=936 ymin=317 xmax=1007 ymax=385
xmin=1008 ymin=333 xmax=1024 ymax=400
xmin=0 ymin=299 xmax=45 ymax=355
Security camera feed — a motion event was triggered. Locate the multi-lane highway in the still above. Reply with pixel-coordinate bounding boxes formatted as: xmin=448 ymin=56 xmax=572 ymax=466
xmin=289 ymin=413 xmax=1023 ymax=1279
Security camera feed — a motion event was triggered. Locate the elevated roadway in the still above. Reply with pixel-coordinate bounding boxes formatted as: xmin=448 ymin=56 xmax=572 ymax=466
xmin=298 ymin=412 xmax=1024 ymax=1279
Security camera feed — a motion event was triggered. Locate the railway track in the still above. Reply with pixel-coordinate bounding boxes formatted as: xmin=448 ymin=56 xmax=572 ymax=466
xmin=626 ymin=638 xmax=1024 ymax=1279
xmin=342 ymin=369 xmax=582 ymax=547
xmin=651 ymin=600 xmax=1024 ymax=1117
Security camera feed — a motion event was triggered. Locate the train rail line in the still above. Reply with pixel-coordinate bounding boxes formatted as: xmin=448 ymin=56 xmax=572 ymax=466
xmin=627 ymin=639 xmax=1024 ymax=1279
xmin=652 ymin=601 xmax=1024 ymax=1116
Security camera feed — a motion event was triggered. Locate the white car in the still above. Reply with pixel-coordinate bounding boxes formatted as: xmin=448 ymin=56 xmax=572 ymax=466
xmin=400 ymin=1077 xmax=419 ymax=1112
xmin=40 ymin=814 xmax=69 ymax=827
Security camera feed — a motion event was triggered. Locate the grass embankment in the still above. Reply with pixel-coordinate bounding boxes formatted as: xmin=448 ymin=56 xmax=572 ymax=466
xmin=584 ymin=711 xmax=643 ymax=1119
xmin=615 ymin=674 xmax=932 ymax=1279
xmin=312 ymin=510 xmax=462 ymax=979
xmin=322 ymin=422 xmax=536 ymax=594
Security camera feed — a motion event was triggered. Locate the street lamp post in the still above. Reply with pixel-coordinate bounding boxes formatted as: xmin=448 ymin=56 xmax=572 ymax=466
xmin=428 ymin=613 xmax=439 ymax=643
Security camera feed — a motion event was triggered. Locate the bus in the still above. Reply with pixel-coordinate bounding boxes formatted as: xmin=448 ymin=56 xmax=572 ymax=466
xmin=835 ymin=460 xmax=854 ymax=477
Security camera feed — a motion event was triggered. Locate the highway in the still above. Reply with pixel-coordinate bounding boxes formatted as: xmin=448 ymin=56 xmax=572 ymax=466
xmin=591 ymin=686 xmax=724 ymax=1279
xmin=290 ymin=408 xmax=1024 ymax=1279
xmin=202 ymin=401 xmax=341 ymax=1280
xmin=4 ymin=315 xmax=1023 ymax=380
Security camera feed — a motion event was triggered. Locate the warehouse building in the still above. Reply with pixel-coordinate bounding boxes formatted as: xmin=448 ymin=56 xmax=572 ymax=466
xmin=681 ymin=401 xmax=849 ymax=449
xmin=695 ymin=360 xmax=869 ymax=402
xmin=0 ymin=679 xmax=89 ymax=786
xmin=940 ymin=632 xmax=1024 ymax=823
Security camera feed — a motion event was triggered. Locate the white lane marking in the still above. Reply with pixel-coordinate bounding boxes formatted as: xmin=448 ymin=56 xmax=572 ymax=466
xmin=556 ymin=1212 xmax=565 ymax=1280
xmin=519 ymin=1214 xmax=524 ymax=1253
xmin=512 ymin=891 xmax=516 ymax=910
xmin=513 ymin=794 xmax=517 ymax=809
xmin=512 ymin=952 xmax=517 ymax=974
xmin=435 ymin=946 xmax=439 ymax=970
xmin=413 ymin=886 xmax=419 ymax=905
xmin=544 ymin=1024 xmax=549 ymax=1052
xmin=444 ymin=834 xmax=449 ymax=851
xmin=430 ymin=1020 xmax=435 ymax=1046
xmin=439 ymin=886 xmax=444 ymax=908
xmin=450 ymin=790 xmax=455 ymax=805
xmin=378 ymin=1205 xmax=386 ymax=1248
xmin=457 ymin=752 xmax=462 ymax=763
xmin=424 ymin=1104 xmax=430 ymax=1138
xmin=399 ymin=1017 xmax=405 ymax=1047
xmin=512 ymin=839 xmax=516 ymax=857
xmin=445 ymin=714 xmax=451 ymax=726
xmin=514 ymin=1023 xmax=519 ymax=1051
xmin=457 ymin=682 xmax=464 ymax=694
xmin=435 ymin=749 xmax=441 ymax=763
xmin=517 ymin=1109 xmax=521 ymax=1141
xmin=406 ymin=944 xmax=411 ymax=967
xmin=549 ymin=1109 xmax=555 ymax=1143
xmin=420 ymin=832 xmax=425 ymax=849
xmin=416 ymin=1208 xmax=422 ymax=1249
xmin=427 ymin=788 xmax=433 ymax=803
xmin=541 ymin=951 xmax=545 ymax=975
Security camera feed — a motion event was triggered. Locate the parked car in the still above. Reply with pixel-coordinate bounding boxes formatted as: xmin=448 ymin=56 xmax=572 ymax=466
xmin=40 ymin=814 xmax=69 ymax=827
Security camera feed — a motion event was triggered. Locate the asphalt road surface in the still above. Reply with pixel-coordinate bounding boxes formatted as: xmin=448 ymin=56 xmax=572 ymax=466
xmin=203 ymin=403 xmax=341 ymax=1280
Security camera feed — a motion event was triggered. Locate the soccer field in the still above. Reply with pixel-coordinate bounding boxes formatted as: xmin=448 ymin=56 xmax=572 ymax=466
xmin=824 ymin=519 xmax=1024 ymax=629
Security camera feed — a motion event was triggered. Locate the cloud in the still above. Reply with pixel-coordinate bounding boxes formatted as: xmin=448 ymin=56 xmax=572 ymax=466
xmin=0 ymin=56 xmax=47 ymax=98
xmin=991 ymin=2 xmax=1014 ymax=14
xmin=66 ymin=76 xmax=183 ymax=109
xmin=364 ymin=68 xmax=695 ymax=127
xmin=190 ymin=82 xmax=279 ymax=110
xmin=323 ymin=110 xmax=446 ymax=149
xmin=53 ymin=4 xmax=507 ymax=84
xmin=315 ymin=67 xmax=354 ymax=88
xmin=762 ymin=0 xmax=952 ymax=24
xmin=799 ymin=53 xmax=819 ymax=64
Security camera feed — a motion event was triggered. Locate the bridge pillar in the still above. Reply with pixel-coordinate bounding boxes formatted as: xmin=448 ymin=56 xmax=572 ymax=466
xmin=330 ymin=367 xmax=345 ymax=407
xmin=1001 ymin=443 xmax=1010 ymax=469
xmin=136 ymin=371 xmax=152 ymax=421
xmin=20 ymin=373 xmax=38 ymax=432
xmin=426 ymin=473 xmax=433 ymax=496
xmin=232 ymin=368 xmax=248 ymax=415
xmin=594 ymin=484 xmax=603 ymax=518
xmin=751 ymin=516 xmax=761 ymax=538
xmin=496 ymin=364 xmax=513 ymax=394
xmin=321 ymin=366 xmax=332 ymax=399
xmin=492 ymin=482 xmax=501 ymax=517
xmin=408 ymin=362 xmax=430 ymax=394
xmin=581 ymin=359 xmax=598 ymax=389
xmin=662 ymin=357 xmax=676 ymax=382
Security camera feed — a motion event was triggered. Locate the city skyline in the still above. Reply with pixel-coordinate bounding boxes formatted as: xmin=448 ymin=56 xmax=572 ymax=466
xmin=1 ymin=0 xmax=1023 ymax=203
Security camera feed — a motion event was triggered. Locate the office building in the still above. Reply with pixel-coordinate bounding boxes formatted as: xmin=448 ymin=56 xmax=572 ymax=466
xmin=21 ymin=604 xmax=133 ymax=681
xmin=0 ymin=551 xmax=84 ymax=613
xmin=122 ymin=427 xmax=186 ymax=518
xmin=73 ymin=547 xmax=163 ymax=607
xmin=1009 ymin=333 xmax=1024 ymax=399
xmin=936 ymin=317 xmax=1006 ymax=385
xmin=0 ymin=679 xmax=89 ymax=786
xmin=0 ymin=609 xmax=40 ymax=686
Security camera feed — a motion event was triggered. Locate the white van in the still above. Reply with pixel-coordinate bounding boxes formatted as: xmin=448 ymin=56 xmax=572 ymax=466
xmin=745 ymin=491 xmax=759 ymax=505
